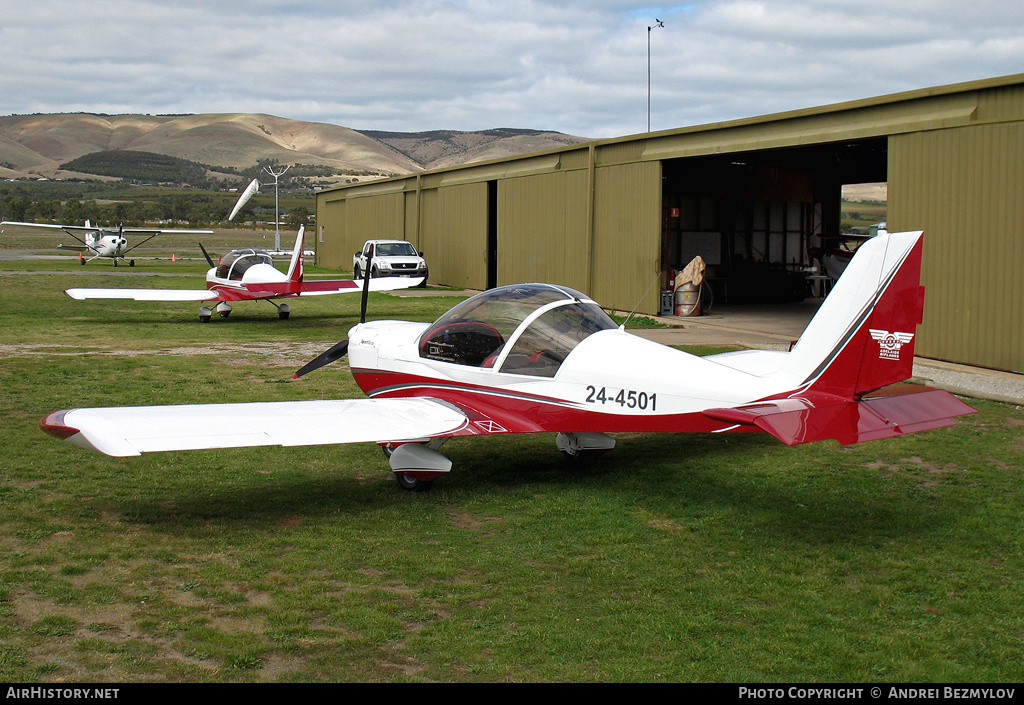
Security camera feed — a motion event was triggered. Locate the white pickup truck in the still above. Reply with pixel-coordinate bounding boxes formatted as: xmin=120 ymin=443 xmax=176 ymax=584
xmin=353 ymin=239 xmax=428 ymax=286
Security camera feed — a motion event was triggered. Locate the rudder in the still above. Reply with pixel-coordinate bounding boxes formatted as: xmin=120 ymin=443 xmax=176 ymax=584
xmin=787 ymin=231 xmax=925 ymax=399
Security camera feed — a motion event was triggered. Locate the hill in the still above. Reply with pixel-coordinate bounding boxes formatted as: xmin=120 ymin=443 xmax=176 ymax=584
xmin=0 ymin=113 xmax=589 ymax=183
xmin=358 ymin=128 xmax=588 ymax=170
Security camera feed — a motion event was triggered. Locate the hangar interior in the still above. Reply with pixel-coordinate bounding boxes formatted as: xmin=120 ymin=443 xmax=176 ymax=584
xmin=659 ymin=139 xmax=887 ymax=305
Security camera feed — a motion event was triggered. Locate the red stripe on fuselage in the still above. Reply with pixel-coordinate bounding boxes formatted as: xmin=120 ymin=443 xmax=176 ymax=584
xmin=207 ymin=283 xmax=300 ymax=301
xmin=352 ymin=368 xmax=738 ymax=436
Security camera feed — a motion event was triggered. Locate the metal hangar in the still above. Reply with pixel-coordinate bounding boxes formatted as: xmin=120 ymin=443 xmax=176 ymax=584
xmin=315 ymin=74 xmax=1024 ymax=373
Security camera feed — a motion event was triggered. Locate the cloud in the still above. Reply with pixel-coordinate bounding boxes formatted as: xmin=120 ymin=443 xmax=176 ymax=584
xmin=0 ymin=1 xmax=1020 ymax=138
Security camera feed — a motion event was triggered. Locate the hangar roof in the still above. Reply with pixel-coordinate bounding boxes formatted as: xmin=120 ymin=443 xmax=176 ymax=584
xmin=318 ymin=72 xmax=1024 ymax=195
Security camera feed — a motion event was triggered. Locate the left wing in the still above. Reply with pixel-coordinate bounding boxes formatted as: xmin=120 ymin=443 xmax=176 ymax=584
xmin=65 ymin=276 xmax=423 ymax=302
xmin=41 ymin=398 xmax=470 ymax=457
xmin=119 ymin=228 xmax=214 ymax=253
xmin=65 ymin=288 xmax=217 ymax=302
xmin=121 ymin=228 xmax=215 ymax=235
xmin=1 ymin=221 xmax=99 ymax=233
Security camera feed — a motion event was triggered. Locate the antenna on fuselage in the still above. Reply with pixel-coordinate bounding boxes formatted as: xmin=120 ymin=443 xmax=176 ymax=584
xmin=621 ymin=271 xmax=661 ymax=328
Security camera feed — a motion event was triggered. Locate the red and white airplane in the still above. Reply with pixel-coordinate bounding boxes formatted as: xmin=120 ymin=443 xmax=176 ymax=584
xmin=1 ymin=220 xmax=214 ymax=266
xmin=64 ymin=226 xmax=423 ymax=320
xmin=41 ymin=230 xmax=975 ymax=491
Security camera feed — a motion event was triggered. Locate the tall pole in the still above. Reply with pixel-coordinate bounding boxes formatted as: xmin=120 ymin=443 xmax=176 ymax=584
xmin=647 ymin=19 xmax=664 ymax=133
xmin=263 ymin=164 xmax=290 ymax=251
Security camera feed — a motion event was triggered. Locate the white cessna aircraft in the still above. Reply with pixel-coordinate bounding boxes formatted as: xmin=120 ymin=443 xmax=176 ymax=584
xmin=1 ymin=220 xmax=213 ymax=266
xmin=41 ymin=230 xmax=975 ymax=492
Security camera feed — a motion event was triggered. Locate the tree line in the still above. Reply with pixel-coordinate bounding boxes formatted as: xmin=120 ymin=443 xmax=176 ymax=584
xmin=57 ymin=151 xmax=387 ymax=191
xmin=0 ymin=183 xmax=313 ymax=229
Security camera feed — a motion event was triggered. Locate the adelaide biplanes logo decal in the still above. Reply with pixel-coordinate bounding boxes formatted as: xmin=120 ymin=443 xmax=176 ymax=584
xmin=869 ymin=329 xmax=915 ymax=360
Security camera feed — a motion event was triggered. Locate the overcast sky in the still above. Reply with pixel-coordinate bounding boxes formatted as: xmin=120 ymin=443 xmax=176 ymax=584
xmin=2 ymin=1 xmax=1021 ymax=138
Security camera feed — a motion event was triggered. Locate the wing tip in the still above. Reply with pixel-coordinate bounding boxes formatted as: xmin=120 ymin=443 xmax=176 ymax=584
xmin=40 ymin=409 xmax=80 ymax=439
xmin=40 ymin=409 xmax=141 ymax=457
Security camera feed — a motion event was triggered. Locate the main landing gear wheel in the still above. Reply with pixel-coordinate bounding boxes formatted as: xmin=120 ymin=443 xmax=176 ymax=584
xmin=556 ymin=432 xmax=616 ymax=467
xmin=199 ymin=306 xmax=212 ymax=322
xmin=395 ymin=473 xmax=433 ymax=493
xmin=382 ymin=443 xmax=450 ymax=492
xmin=129 ymin=259 xmax=135 ymax=267
xmin=277 ymin=303 xmax=291 ymax=320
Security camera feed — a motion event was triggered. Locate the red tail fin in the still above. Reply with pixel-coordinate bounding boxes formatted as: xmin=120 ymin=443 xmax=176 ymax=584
xmin=285 ymin=226 xmax=305 ymax=286
xmin=799 ymin=233 xmax=926 ymax=399
xmin=705 ymin=232 xmax=976 ymax=447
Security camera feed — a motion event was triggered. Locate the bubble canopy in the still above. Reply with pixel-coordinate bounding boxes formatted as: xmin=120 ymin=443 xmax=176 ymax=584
xmin=215 ymin=249 xmax=274 ymax=281
xmin=418 ymin=284 xmax=617 ymax=377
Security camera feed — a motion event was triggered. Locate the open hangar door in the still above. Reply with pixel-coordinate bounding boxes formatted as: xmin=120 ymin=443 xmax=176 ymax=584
xmin=659 ymin=139 xmax=887 ymax=307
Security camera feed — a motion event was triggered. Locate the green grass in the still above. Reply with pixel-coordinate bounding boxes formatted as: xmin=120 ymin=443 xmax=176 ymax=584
xmin=1 ymin=257 xmax=1022 ymax=682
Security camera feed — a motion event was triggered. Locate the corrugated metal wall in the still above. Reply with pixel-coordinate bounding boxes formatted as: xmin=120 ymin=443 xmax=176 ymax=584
xmin=317 ymin=196 xmax=347 ymax=268
xmin=590 ymin=161 xmax=663 ymax=313
xmin=498 ymin=170 xmax=591 ymax=290
xmin=889 ymin=121 xmax=1024 ymax=372
xmin=316 ymin=182 xmax=413 ymax=271
xmin=420 ymin=183 xmax=489 ymax=289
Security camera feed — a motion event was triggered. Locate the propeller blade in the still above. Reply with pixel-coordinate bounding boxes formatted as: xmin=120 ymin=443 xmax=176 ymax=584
xmin=359 ymin=243 xmax=373 ymax=324
xmin=199 ymin=242 xmax=216 ymax=268
xmin=294 ymin=339 xmax=349 ymax=379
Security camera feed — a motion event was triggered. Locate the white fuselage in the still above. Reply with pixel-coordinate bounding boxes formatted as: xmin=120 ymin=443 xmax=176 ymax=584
xmin=347 ymin=320 xmax=795 ymax=423
xmin=87 ymin=232 xmax=128 ymax=257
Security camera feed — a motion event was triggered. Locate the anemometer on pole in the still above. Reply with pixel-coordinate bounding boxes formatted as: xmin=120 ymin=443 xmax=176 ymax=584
xmin=263 ymin=164 xmax=290 ymax=251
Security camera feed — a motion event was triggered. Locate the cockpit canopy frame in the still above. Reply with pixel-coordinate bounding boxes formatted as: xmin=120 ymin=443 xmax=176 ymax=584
xmin=418 ymin=283 xmax=617 ymax=377
xmin=215 ymin=249 xmax=274 ymax=281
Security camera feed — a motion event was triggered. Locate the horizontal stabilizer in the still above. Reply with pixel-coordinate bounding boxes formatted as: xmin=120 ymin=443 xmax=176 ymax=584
xmin=41 ymin=398 xmax=469 ymax=457
xmin=704 ymin=385 xmax=976 ymax=446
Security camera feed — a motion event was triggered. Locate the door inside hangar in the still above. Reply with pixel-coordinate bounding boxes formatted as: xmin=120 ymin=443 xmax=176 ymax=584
xmin=660 ymin=139 xmax=887 ymax=305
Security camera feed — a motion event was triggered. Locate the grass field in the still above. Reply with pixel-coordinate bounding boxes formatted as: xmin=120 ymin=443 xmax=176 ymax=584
xmin=1 ymin=254 xmax=1022 ymax=683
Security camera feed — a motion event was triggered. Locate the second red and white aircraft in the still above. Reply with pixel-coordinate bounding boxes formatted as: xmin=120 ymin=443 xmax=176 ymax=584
xmin=64 ymin=226 xmax=423 ymax=320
